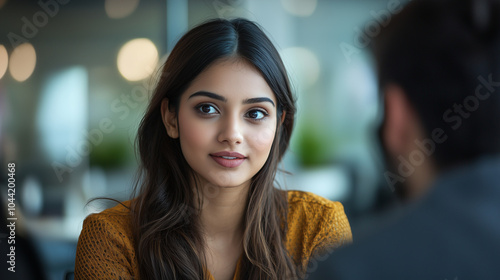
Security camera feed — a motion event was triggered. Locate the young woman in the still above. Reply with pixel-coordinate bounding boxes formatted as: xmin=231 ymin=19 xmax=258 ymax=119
xmin=75 ymin=18 xmax=352 ymax=280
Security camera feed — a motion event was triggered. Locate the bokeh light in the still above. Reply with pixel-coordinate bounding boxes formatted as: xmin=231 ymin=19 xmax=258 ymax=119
xmin=0 ymin=45 xmax=8 ymax=79
xmin=9 ymin=43 xmax=37 ymax=82
xmin=117 ymin=38 xmax=158 ymax=81
xmin=0 ymin=0 xmax=7 ymax=9
xmin=22 ymin=176 xmax=44 ymax=217
xmin=281 ymin=0 xmax=317 ymax=17
xmin=105 ymin=0 xmax=140 ymax=19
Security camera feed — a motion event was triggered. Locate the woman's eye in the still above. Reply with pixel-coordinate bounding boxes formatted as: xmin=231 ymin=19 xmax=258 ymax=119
xmin=246 ymin=109 xmax=267 ymax=120
xmin=197 ymin=104 xmax=218 ymax=114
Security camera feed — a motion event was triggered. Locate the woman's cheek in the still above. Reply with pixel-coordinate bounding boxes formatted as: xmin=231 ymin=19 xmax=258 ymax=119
xmin=249 ymin=124 xmax=276 ymax=152
xmin=179 ymin=112 xmax=213 ymax=148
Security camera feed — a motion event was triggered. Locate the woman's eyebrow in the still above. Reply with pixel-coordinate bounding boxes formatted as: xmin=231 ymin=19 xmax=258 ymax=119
xmin=188 ymin=91 xmax=226 ymax=102
xmin=189 ymin=91 xmax=275 ymax=107
xmin=243 ymin=97 xmax=275 ymax=107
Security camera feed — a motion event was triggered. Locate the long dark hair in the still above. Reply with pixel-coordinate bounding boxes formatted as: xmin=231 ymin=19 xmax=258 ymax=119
xmin=131 ymin=18 xmax=297 ymax=279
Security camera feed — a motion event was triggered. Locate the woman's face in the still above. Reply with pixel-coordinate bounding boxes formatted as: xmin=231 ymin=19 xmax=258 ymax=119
xmin=163 ymin=59 xmax=279 ymax=189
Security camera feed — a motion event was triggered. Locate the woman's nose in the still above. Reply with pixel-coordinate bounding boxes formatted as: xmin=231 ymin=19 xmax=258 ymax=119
xmin=217 ymin=114 xmax=243 ymax=145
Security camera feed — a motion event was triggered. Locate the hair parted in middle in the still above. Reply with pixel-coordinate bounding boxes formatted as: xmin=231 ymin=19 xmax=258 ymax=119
xmin=131 ymin=18 xmax=298 ymax=279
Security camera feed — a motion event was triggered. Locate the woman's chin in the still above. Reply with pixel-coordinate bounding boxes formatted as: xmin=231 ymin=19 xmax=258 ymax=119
xmin=208 ymin=181 xmax=248 ymax=189
xmin=198 ymin=177 xmax=251 ymax=191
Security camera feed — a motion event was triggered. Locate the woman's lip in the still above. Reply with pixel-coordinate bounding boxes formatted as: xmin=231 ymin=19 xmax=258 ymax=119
xmin=210 ymin=155 xmax=245 ymax=168
xmin=210 ymin=151 xmax=246 ymax=159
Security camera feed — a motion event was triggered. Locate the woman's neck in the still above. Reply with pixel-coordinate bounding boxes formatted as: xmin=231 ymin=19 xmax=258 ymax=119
xmin=199 ymin=182 xmax=249 ymax=240
xmin=196 ymin=182 xmax=249 ymax=280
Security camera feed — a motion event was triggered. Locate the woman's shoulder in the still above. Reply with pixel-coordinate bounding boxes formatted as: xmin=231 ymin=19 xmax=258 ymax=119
xmin=87 ymin=199 xmax=132 ymax=217
xmin=284 ymin=190 xmax=352 ymax=270
xmin=285 ymin=190 xmax=349 ymax=230
xmin=97 ymin=200 xmax=132 ymax=217
xmin=287 ymin=190 xmax=343 ymax=209
xmin=82 ymin=200 xmax=134 ymax=239
xmin=76 ymin=200 xmax=137 ymax=279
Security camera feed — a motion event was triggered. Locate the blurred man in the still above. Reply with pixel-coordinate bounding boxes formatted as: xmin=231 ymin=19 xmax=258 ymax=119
xmin=308 ymin=0 xmax=500 ymax=279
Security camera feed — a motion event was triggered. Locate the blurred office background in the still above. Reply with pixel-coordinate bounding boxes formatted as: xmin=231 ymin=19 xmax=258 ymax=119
xmin=0 ymin=0 xmax=404 ymax=278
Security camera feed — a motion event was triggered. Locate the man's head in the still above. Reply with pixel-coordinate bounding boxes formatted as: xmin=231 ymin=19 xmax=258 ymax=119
xmin=374 ymin=0 xmax=500 ymax=199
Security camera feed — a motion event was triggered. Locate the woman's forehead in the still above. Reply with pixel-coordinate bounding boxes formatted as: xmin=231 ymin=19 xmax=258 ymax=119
xmin=181 ymin=58 xmax=277 ymax=104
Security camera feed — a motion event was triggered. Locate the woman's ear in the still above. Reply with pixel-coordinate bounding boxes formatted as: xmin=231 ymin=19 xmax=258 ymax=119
xmin=161 ymin=99 xmax=179 ymax=139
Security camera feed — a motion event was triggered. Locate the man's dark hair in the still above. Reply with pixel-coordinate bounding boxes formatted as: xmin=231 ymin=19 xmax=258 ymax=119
xmin=374 ymin=0 xmax=500 ymax=170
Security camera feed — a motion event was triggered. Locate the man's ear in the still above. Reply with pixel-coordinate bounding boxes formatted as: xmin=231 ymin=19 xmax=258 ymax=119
xmin=161 ymin=99 xmax=179 ymax=139
xmin=383 ymin=84 xmax=421 ymax=157
xmin=280 ymin=110 xmax=286 ymax=125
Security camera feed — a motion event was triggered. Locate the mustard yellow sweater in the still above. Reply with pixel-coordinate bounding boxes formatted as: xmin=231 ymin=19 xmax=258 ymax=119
xmin=75 ymin=191 xmax=352 ymax=279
